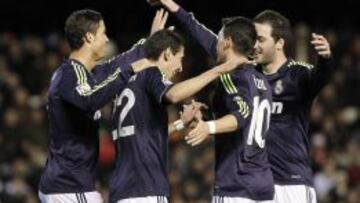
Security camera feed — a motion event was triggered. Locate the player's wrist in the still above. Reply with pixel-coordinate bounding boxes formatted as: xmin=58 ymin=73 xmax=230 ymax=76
xmin=206 ymin=120 xmax=216 ymax=134
xmin=169 ymin=4 xmax=180 ymax=12
xmin=164 ymin=1 xmax=180 ymax=12
xmin=173 ymin=119 xmax=185 ymax=131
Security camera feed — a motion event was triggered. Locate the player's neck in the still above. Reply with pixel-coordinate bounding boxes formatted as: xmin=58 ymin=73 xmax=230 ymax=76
xmin=131 ymin=58 xmax=153 ymax=73
xmin=69 ymin=49 xmax=96 ymax=72
xmin=226 ymin=51 xmax=247 ymax=65
xmin=148 ymin=59 xmax=166 ymax=73
xmin=262 ymin=52 xmax=287 ymax=75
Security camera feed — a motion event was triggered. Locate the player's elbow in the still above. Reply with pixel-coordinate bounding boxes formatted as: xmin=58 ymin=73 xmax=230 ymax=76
xmin=165 ymin=91 xmax=182 ymax=104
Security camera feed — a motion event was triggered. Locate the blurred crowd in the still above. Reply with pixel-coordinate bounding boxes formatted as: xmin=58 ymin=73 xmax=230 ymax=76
xmin=0 ymin=23 xmax=359 ymax=203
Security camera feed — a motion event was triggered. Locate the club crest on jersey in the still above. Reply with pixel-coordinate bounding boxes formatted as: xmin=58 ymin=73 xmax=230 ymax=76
xmin=274 ymin=80 xmax=283 ymax=95
xmin=76 ymin=83 xmax=91 ymax=95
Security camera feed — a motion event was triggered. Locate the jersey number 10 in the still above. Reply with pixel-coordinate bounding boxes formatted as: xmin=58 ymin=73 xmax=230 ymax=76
xmin=247 ymin=96 xmax=271 ymax=148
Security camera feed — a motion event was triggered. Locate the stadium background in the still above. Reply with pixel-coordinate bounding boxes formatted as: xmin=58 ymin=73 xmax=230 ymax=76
xmin=0 ymin=0 xmax=359 ymax=202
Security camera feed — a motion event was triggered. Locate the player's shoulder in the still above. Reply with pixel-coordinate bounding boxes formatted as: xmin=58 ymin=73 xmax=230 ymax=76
xmin=136 ymin=66 xmax=161 ymax=80
xmin=287 ymin=59 xmax=314 ymax=72
xmin=51 ymin=60 xmax=73 ymax=82
xmin=134 ymin=66 xmax=171 ymax=85
xmin=285 ymin=59 xmax=315 ymax=80
xmin=232 ymin=64 xmax=266 ymax=82
xmin=59 ymin=59 xmax=86 ymax=77
xmin=231 ymin=64 xmax=255 ymax=79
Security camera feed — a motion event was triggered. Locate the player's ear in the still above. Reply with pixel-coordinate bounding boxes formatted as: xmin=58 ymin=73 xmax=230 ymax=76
xmin=275 ymin=38 xmax=285 ymax=51
xmin=223 ymin=37 xmax=232 ymax=50
xmin=163 ymin=47 xmax=172 ymax=61
xmin=84 ymin=32 xmax=95 ymax=44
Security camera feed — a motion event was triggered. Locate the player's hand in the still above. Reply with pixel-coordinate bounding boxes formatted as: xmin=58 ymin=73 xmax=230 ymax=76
xmin=150 ymin=9 xmax=169 ymax=35
xmin=185 ymin=118 xmax=210 ymax=146
xmin=215 ymin=57 xmax=254 ymax=74
xmin=180 ymin=100 xmax=208 ymax=126
xmin=310 ymin=33 xmax=331 ymax=59
xmin=157 ymin=0 xmax=180 ymax=12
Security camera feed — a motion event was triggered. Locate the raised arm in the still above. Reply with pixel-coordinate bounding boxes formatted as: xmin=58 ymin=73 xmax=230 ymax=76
xmin=155 ymin=0 xmax=218 ymax=58
xmin=302 ymin=33 xmax=334 ymax=100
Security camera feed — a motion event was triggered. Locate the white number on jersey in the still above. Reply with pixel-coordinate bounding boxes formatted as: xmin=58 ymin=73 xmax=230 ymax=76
xmin=113 ymin=88 xmax=135 ymax=140
xmin=247 ymin=96 xmax=271 ymax=148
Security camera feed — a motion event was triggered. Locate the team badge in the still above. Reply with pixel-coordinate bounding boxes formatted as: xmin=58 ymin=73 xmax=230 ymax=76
xmin=76 ymin=83 xmax=91 ymax=95
xmin=274 ymin=80 xmax=284 ymax=95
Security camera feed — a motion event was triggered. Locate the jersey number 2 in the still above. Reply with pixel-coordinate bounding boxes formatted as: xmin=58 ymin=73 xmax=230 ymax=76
xmin=114 ymin=88 xmax=135 ymax=140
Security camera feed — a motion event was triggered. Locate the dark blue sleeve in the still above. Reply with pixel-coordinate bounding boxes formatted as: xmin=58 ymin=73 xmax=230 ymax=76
xmin=220 ymin=74 xmax=252 ymax=129
xmin=174 ymin=7 xmax=218 ymax=58
xmin=92 ymin=39 xmax=146 ymax=82
xmin=59 ymin=64 xmax=129 ymax=112
xmin=299 ymin=57 xmax=335 ymax=101
xmin=144 ymin=68 xmax=173 ymax=105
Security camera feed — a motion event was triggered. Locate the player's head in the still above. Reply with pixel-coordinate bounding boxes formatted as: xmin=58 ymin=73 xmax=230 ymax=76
xmin=217 ymin=17 xmax=257 ymax=63
xmin=65 ymin=9 xmax=109 ymax=61
xmin=144 ymin=30 xmax=185 ymax=79
xmin=253 ymin=10 xmax=293 ymax=65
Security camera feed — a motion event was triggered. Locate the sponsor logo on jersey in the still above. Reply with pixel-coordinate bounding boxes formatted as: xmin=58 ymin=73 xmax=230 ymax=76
xmin=253 ymin=76 xmax=267 ymax=90
xmin=271 ymin=102 xmax=284 ymax=114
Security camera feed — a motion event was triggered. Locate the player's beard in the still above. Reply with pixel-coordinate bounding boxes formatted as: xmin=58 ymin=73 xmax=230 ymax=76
xmin=255 ymin=50 xmax=275 ymax=66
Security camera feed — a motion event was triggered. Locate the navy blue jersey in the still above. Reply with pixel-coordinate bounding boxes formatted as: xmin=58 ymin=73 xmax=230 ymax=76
xmin=174 ymin=8 xmax=334 ymax=187
xmin=109 ymin=67 xmax=173 ymax=202
xmin=212 ymin=67 xmax=274 ymax=200
xmin=39 ymin=44 xmax=145 ymax=194
xmin=174 ymin=8 xmax=274 ymax=200
xmin=258 ymin=58 xmax=334 ymax=186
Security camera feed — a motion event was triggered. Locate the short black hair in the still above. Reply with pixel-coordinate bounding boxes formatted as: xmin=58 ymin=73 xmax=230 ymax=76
xmin=64 ymin=9 xmax=103 ymax=50
xmin=221 ymin=16 xmax=257 ymax=57
xmin=254 ymin=10 xmax=293 ymax=57
xmin=144 ymin=30 xmax=185 ymax=60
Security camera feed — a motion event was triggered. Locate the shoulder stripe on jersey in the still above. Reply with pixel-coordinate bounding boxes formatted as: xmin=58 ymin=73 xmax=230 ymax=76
xmin=226 ymin=74 xmax=238 ymax=94
xmin=78 ymin=64 xmax=88 ymax=85
xmin=81 ymin=69 xmax=121 ymax=96
xmin=220 ymin=74 xmax=238 ymax=94
xmin=288 ymin=59 xmax=314 ymax=69
xmin=71 ymin=61 xmax=88 ymax=85
xmin=220 ymin=74 xmax=231 ymax=94
xmin=71 ymin=61 xmax=121 ymax=96
xmin=72 ymin=62 xmax=83 ymax=85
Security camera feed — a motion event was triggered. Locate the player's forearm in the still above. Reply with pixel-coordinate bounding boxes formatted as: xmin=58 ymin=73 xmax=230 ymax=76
xmin=161 ymin=0 xmax=180 ymax=12
xmin=173 ymin=7 xmax=218 ymax=58
xmin=308 ymin=56 xmax=335 ymax=96
xmin=165 ymin=68 xmax=221 ymax=103
xmin=212 ymin=114 xmax=238 ymax=134
xmin=168 ymin=123 xmax=176 ymax=135
xmin=74 ymin=74 xmax=125 ymax=112
xmin=94 ymin=39 xmax=146 ymax=83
